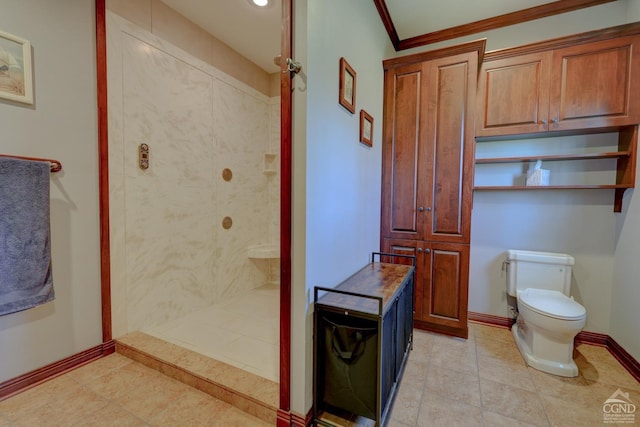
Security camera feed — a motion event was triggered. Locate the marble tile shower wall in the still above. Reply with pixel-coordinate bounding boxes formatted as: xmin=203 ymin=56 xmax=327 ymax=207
xmin=107 ymin=13 xmax=280 ymax=338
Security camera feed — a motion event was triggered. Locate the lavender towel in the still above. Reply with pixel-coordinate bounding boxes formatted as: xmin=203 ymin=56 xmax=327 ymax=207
xmin=0 ymin=157 xmax=54 ymax=315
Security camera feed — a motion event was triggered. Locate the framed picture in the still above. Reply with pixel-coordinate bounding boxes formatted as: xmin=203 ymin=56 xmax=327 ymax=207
xmin=0 ymin=30 xmax=33 ymax=104
xmin=360 ymin=110 xmax=373 ymax=147
xmin=339 ymin=57 xmax=356 ymax=113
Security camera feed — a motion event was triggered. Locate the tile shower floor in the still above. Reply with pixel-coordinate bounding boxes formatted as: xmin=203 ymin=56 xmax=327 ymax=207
xmin=144 ymin=285 xmax=279 ymax=382
xmin=0 ymin=322 xmax=638 ymax=426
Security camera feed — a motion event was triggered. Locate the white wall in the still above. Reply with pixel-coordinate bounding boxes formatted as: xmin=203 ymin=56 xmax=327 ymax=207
xmin=628 ymin=0 xmax=640 ymax=21
xmin=0 ymin=0 xmax=102 ymax=382
xmin=396 ymin=1 xmax=633 ymax=334
xmin=609 ymin=0 xmax=640 ymax=363
xmin=401 ymin=1 xmax=631 ymax=54
xmin=612 ymin=168 xmax=640 ymax=361
xmin=290 ymin=0 xmax=395 ymax=416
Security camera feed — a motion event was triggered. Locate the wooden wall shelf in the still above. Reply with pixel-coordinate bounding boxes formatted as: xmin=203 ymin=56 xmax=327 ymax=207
xmin=475 ymin=151 xmax=631 ymax=164
xmin=473 ymin=124 xmax=637 ymax=213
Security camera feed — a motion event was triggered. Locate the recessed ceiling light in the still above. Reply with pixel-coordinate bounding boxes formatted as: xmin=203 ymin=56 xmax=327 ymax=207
xmin=252 ymin=0 xmax=269 ymax=6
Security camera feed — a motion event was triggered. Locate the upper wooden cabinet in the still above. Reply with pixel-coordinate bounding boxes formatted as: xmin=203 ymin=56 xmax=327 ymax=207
xmin=477 ymin=35 xmax=640 ymax=138
xmin=476 ymin=51 xmax=551 ymax=136
xmin=550 ymin=36 xmax=640 ymax=131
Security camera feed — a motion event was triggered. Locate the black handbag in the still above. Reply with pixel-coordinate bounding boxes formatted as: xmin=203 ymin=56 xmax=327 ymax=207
xmin=321 ymin=316 xmax=378 ymax=419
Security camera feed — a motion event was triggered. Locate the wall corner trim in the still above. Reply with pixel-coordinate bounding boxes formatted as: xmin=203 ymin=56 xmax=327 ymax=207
xmin=0 ymin=341 xmax=115 ymax=401
xmin=278 ymin=408 xmax=313 ymax=427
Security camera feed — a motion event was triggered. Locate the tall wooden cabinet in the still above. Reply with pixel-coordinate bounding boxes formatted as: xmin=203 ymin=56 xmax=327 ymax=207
xmin=380 ymin=40 xmax=484 ymax=338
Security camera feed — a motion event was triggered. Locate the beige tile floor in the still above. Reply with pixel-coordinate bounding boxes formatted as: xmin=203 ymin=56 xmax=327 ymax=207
xmin=388 ymin=323 xmax=640 ymax=427
xmin=1 ymin=322 xmax=638 ymax=426
xmin=0 ymin=353 xmax=270 ymax=427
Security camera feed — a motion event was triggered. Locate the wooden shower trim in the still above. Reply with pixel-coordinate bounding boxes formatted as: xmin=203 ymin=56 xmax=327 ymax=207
xmin=373 ymin=0 xmax=616 ymax=51
xmin=278 ymin=0 xmax=293 ymax=423
xmin=96 ymin=0 xmax=111 ymax=343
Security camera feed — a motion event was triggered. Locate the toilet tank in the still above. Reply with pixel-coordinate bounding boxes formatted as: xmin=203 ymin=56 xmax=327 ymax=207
xmin=506 ymin=250 xmax=574 ymax=297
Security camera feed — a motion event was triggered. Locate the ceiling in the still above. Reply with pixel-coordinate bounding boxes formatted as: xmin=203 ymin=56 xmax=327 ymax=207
xmin=386 ymin=0 xmax=556 ymax=40
xmin=161 ymin=0 xmax=282 ymax=73
xmin=162 ymin=0 xmax=612 ymax=73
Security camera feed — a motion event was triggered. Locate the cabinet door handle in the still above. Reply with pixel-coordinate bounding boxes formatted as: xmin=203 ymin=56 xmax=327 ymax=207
xmin=426 ymin=207 xmax=432 ymax=212
xmin=417 ymin=248 xmax=423 ymax=253
xmin=540 ymin=119 xmax=548 ymax=125
xmin=418 ymin=206 xmax=424 ymax=212
xmin=552 ymin=118 xmax=559 ymax=124
xmin=425 ymin=248 xmax=431 ymax=254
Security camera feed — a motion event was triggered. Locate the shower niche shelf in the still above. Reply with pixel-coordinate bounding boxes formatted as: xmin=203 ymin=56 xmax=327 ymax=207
xmin=247 ymin=244 xmax=280 ymax=259
xmin=264 ymin=153 xmax=277 ymax=175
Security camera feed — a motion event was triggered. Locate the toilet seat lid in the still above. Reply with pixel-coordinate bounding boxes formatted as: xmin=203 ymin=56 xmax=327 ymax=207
xmin=519 ymin=288 xmax=586 ymax=320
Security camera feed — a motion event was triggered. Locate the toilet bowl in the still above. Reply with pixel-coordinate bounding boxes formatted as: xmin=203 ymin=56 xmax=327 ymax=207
xmin=506 ymin=250 xmax=587 ymax=377
xmin=512 ymin=288 xmax=586 ymax=377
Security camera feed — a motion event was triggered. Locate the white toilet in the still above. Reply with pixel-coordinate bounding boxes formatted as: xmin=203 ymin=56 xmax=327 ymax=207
xmin=506 ymin=249 xmax=587 ymax=377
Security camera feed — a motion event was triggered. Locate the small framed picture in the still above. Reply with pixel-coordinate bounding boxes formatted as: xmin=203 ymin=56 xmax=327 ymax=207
xmin=0 ymin=30 xmax=33 ymax=104
xmin=339 ymin=57 xmax=356 ymax=114
xmin=360 ymin=110 xmax=373 ymax=147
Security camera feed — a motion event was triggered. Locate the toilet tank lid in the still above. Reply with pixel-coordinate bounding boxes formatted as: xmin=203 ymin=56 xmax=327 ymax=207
xmin=507 ymin=250 xmax=574 ymax=265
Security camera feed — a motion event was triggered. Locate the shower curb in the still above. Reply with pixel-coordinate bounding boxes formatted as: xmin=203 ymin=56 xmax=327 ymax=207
xmin=114 ymin=333 xmax=278 ymax=424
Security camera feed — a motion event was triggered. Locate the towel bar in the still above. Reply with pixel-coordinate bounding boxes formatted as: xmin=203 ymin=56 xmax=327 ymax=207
xmin=0 ymin=154 xmax=62 ymax=172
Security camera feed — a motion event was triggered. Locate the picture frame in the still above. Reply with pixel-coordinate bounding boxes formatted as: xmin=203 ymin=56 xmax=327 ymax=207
xmin=338 ymin=57 xmax=356 ymax=114
xmin=359 ymin=110 xmax=373 ymax=147
xmin=0 ymin=30 xmax=33 ymax=104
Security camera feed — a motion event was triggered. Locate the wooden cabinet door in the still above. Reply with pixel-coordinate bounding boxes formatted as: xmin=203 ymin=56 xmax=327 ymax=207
xmin=383 ymin=239 xmax=469 ymax=338
xmin=381 ymin=63 xmax=427 ymax=241
xmin=476 ymin=52 xmax=552 ymax=137
xmin=382 ymin=239 xmax=423 ymax=321
xmin=549 ymin=35 xmax=640 ymax=131
xmin=423 ymin=52 xmax=477 ymax=243
xmin=419 ymin=242 xmax=469 ymax=338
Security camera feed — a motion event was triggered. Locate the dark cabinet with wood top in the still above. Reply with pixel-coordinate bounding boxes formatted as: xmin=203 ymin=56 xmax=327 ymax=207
xmin=313 ymin=259 xmax=414 ymax=426
xmin=380 ymin=40 xmax=483 ymax=338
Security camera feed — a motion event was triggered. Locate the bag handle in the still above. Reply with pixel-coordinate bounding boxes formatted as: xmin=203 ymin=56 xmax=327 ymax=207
xmin=330 ymin=326 xmax=364 ymax=361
